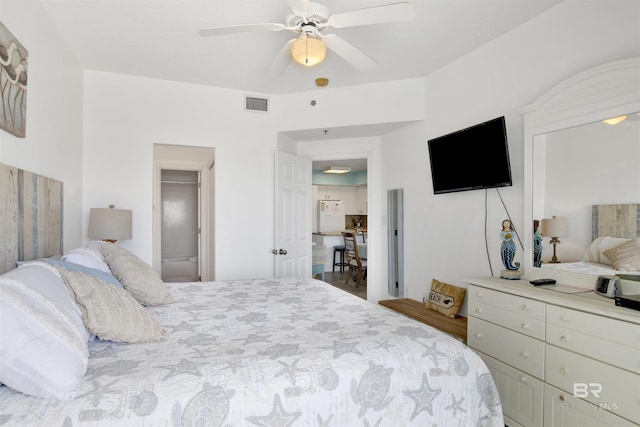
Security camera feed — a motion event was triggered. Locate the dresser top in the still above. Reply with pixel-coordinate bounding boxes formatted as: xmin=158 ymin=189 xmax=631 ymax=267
xmin=466 ymin=276 xmax=640 ymax=325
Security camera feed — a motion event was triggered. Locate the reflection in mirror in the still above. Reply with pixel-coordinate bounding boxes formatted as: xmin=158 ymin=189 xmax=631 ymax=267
xmin=531 ymin=112 xmax=640 ymax=277
xmin=522 ymin=58 xmax=640 ymax=284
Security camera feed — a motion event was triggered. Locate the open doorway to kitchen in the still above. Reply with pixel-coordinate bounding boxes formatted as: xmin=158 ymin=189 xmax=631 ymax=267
xmin=311 ymin=158 xmax=368 ymax=299
xmin=153 ymin=144 xmax=215 ymax=282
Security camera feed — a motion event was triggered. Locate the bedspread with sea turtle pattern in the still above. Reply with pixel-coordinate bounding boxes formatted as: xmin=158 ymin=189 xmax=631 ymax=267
xmin=0 ymin=278 xmax=503 ymax=426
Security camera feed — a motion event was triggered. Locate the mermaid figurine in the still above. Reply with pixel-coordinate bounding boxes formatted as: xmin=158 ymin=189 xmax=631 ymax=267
xmin=500 ymin=219 xmax=520 ymax=272
xmin=533 ymin=219 xmax=543 ymax=268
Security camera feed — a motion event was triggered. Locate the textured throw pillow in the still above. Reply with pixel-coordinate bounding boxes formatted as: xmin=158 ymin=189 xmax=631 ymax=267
xmin=0 ymin=263 xmax=89 ymax=400
xmin=598 ymin=237 xmax=631 ymax=265
xmin=426 ymin=279 xmax=466 ymax=318
xmin=57 ymin=268 xmax=168 ymax=343
xmin=98 ymin=242 xmax=173 ymax=306
xmin=603 ymin=238 xmax=640 ymax=271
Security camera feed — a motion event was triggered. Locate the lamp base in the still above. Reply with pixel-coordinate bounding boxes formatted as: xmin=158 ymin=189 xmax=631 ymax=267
xmin=500 ymin=269 xmax=521 ymax=280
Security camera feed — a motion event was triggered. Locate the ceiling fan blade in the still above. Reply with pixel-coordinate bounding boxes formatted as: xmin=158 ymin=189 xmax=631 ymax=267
xmin=327 ymin=2 xmax=415 ymax=29
xmin=199 ymin=23 xmax=287 ymax=37
xmin=287 ymin=0 xmax=312 ymax=16
xmin=268 ymin=39 xmax=296 ymax=76
xmin=323 ymin=34 xmax=377 ymax=72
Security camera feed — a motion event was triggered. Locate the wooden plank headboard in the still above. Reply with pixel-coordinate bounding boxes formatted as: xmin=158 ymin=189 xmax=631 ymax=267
xmin=0 ymin=163 xmax=63 ymax=274
xmin=592 ymin=204 xmax=640 ymax=241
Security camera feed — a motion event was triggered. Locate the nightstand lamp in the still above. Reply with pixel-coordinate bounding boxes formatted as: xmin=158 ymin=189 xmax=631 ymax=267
xmin=540 ymin=216 xmax=569 ymax=263
xmin=88 ymin=205 xmax=132 ymax=243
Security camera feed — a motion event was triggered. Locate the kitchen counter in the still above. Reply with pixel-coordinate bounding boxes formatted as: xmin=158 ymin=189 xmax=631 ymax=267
xmin=313 ymin=231 xmax=367 ymax=272
xmin=313 ymin=229 xmax=367 ymax=237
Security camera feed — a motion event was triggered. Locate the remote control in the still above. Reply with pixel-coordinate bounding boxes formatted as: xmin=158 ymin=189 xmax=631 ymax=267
xmin=529 ymin=278 xmax=556 ymax=286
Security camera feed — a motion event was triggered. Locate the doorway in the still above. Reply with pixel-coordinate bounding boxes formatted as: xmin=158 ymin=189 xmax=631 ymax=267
xmin=153 ymin=144 xmax=215 ymax=281
xmin=160 ymin=169 xmax=199 ymax=282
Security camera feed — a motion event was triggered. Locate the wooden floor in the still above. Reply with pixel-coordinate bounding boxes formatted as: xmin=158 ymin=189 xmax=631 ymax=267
xmin=320 ymin=271 xmax=367 ymax=300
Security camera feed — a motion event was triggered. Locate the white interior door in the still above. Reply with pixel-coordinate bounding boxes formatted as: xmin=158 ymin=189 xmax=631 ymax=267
xmin=274 ymin=151 xmax=312 ymax=278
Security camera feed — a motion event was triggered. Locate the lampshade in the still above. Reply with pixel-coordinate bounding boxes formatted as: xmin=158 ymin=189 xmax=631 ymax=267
xmin=88 ymin=205 xmax=132 ymax=242
xmin=291 ymin=36 xmax=326 ymax=67
xmin=323 ymin=166 xmax=351 ymax=174
xmin=540 ymin=216 xmax=569 ymax=237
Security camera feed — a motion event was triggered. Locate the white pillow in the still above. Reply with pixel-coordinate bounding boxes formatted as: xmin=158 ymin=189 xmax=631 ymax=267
xmin=581 ymin=236 xmax=606 ymax=262
xmin=0 ymin=263 xmax=89 ymax=400
xmin=62 ymin=246 xmax=111 ymax=273
xmin=58 ymin=268 xmax=168 ymax=343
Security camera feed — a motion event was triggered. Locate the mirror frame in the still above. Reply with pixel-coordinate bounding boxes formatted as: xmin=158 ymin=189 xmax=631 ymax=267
xmin=520 ymin=57 xmax=640 ymax=276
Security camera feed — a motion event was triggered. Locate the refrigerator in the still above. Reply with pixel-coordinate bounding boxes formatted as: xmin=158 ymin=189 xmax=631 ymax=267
xmin=318 ymin=201 xmax=346 ymax=232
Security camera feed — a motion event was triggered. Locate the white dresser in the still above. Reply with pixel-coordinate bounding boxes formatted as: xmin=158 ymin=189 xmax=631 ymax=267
xmin=466 ymin=277 xmax=640 ymax=427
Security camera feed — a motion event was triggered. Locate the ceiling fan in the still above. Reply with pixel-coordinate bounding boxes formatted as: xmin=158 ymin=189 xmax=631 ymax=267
xmin=198 ymin=0 xmax=416 ymax=74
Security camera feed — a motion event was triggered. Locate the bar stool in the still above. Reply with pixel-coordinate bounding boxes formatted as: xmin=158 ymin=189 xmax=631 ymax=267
xmin=333 ymin=245 xmax=347 ymax=273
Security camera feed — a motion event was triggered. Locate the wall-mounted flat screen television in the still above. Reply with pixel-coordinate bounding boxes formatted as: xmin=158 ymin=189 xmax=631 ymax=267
xmin=427 ymin=116 xmax=512 ymax=194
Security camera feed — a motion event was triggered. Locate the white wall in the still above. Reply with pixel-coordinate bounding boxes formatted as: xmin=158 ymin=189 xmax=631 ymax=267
xmin=375 ymin=1 xmax=640 ymax=308
xmin=82 ymin=72 xmax=278 ymax=279
xmin=542 ymin=120 xmax=640 ymax=261
xmin=0 ymin=0 xmax=84 ymax=251
xmin=3 ymin=0 xmax=639 ymax=309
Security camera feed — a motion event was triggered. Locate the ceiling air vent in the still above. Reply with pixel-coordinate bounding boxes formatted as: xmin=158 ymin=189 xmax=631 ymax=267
xmin=244 ymin=95 xmax=269 ymax=113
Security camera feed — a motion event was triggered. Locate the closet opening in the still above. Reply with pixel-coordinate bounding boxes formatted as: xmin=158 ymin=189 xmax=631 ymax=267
xmin=160 ymin=169 xmax=200 ymax=282
xmin=153 ymin=144 xmax=215 ymax=282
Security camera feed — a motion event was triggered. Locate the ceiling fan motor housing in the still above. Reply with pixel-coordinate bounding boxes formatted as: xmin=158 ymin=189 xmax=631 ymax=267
xmin=287 ymin=2 xmax=330 ymax=28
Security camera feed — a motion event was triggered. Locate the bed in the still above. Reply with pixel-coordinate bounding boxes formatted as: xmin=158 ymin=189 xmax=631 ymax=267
xmin=541 ymin=203 xmax=640 ymax=278
xmin=0 ymin=163 xmax=503 ymax=426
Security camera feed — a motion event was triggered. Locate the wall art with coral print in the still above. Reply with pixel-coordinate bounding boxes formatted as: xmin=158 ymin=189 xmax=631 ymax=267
xmin=0 ymin=20 xmax=28 ymax=138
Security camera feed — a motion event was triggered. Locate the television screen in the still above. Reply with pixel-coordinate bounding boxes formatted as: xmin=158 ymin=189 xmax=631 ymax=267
xmin=427 ymin=116 xmax=512 ymax=194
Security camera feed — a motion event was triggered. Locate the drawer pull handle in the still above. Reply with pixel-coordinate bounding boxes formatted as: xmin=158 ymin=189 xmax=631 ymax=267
xmin=476 ymin=292 xmax=483 ymax=297
xmin=475 ymin=333 xmax=483 ymax=339
xmin=475 ymin=308 xmax=482 ymax=313
xmin=521 ymin=323 xmax=529 ymax=330
xmin=561 ymin=315 xmax=569 ymax=322
xmin=520 ymin=376 xmax=527 ymax=383
xmin=521 ymin=304 xmax=529 ymax=311
xmin=520 ymin=351 xmax=529 ymax=358
xmin=560 ymin=368 xmax=566 ymax=375
xmin=559 ymin=394 xmax=565 ymax=402
xmin=560 ymin=336 xmax=568 ymax=343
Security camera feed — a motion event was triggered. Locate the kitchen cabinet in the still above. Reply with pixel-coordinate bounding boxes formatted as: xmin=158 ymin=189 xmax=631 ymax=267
xmin=341 ymin=186 xmax=356 ymax=214
xmin=316 ymin=185 xmax=341 ymax=200
xmin=356 ymin=185 xmax=367 ymax=214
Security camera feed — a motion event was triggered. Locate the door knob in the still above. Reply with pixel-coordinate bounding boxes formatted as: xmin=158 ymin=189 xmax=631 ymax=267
xmin=279 ymin=249 xmax=287 ymax=255
xmin=271 ymin=249 xmax=278 ymax=255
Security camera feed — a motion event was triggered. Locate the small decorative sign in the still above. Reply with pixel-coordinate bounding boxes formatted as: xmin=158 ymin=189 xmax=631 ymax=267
xmin=0 ymin=20 xmax=28 ymax=138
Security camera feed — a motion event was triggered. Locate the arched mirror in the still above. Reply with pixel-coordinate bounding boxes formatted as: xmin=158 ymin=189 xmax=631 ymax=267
xmin=521 ymin=57 xmax=640 ymax=284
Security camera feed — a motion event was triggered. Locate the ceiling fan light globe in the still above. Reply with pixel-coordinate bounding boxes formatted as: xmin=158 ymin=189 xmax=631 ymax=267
xmin=292 ymin=36 xmax=326 ymax=67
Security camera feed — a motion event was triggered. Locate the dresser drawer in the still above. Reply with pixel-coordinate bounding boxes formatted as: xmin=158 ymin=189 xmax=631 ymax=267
xmin=468 ymin=285 xmax=545 ymax=321
xmin=469 ymin=299 xmax=545 ymax=340
xmin=547 ymin=305 xmax=640 ymax=374
xmin=543 ymin=383 xmax=638 ymax=427
xmin=479 ymin=353 xmax=543 ymax=427
xmin=545 ymin=345 xmax=640 ymax=425
xmin=468 ymin=316 xmax=545 ymax=379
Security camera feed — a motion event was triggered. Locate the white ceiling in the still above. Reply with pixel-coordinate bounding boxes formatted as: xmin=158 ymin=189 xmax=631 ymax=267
xmin=37 ymin=0 xmax=561 ymax=172
xmin=39 ymin=0 xmax=561 ymax=95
